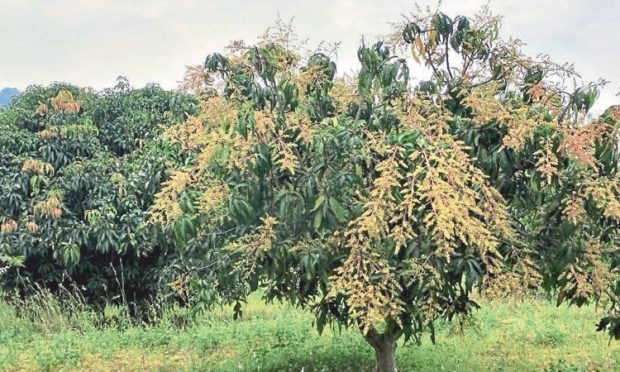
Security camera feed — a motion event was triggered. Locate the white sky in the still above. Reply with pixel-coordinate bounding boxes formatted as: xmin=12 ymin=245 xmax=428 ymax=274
xmin=1 ymin=0 xmax=618 ymax=112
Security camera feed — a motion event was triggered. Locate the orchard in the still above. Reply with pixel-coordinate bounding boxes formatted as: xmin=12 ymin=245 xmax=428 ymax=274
xmin=1 ymin=6 xmax=619 ymax=372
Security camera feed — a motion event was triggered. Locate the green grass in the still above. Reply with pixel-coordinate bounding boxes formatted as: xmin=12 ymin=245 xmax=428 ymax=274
xmin=1 ymin=294 xmax=619 ymax=371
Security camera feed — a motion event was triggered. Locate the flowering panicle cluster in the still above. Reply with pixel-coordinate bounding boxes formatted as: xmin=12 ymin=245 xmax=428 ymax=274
xmin=50 ymin=90 xmax=81 ymax=113
xmin=292 ymin=64 xmax=327 ymax=88
xmin=0 ymin=219 xmax=18 ymax=234
xmin=287 ymin=111 xmax=315 ymax=144
xmin=558 ymin=175 xmax=620 ymax=233
xmin=195 ymin=181 xmax=231 ymax=221
xmin=153 ymin=97 xmax=247 ymax=225
xmin=559 ymin=121 xmax=609 ymax=169
xmin=25 ymin=221 xmax=39 ymax=233
xmin=164 ymin=97 xmax=236 ymax=151
xmin=534 ymin=139 xmax=559 ymax=185
xmin=21 ymin=159 xmax=54 ymax=175
xmin=178 ymin=65 xmax=211 ymax=94
xmin=148 ymin=171 xmax=189 ymax=224
xmin=37 ymin=127 xmax=60 ymax=140
xmin=169 ymin=272 xmax=191 ymax=301
xmin=559 ymin=238 xmax=611 ymax=302
xmin=109 ymin=172 xmax=126 ymax=197
xmin=34 ymin=191 xmax=64 ymax=219
xmin=35 ymin=103 xmax=49 ymax=116
xmin=398 ymin=97 xmax=453 ymax=135
xmin=329 ymin=148 xmax=407 ymax=333
xmin=150 ymin=172 xmax=230 ymax=226
xmin=501 ymin=107 xmax=542 ymax=150
xmin=583 ymin=177 xmax=620 ymax=221
xmin=227 ymin=216 xmax=278 ymax=277
xmin=489 ymin=248 xmax=541 ymax=296
xmin=462 ymin=84 xmax=510 ymax=126
xmin=164 ymin=115 xmax=210 ymax=151
xmin=273 ymin=137 xmax=299 ymax=175
xmin=412 ymin=136 xmax=512 ymax=267
xmin=563 ymin=193 xmax=588 ymax=224
xmin=332 ymin=241 xmax=405 ymax=335
xmin=329 ymin=126 xmax=514 ymax=333
xmin=329 ymin=76 xmax=358 ymax=113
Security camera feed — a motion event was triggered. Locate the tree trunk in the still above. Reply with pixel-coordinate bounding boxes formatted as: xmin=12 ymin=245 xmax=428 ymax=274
xmin=364 ymin=328 xmax=398 ymax=372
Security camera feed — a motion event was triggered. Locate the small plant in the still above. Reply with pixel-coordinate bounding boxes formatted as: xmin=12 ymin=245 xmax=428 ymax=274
xmin=0 ymin=251 xmax=23 ymax=279
xmin=535 ymin=329 xmax=567 ymax=347
xmin=545 ymin=359 xmax=585 ymax=372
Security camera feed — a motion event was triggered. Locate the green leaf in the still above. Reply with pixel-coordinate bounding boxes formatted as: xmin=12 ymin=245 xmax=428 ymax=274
xmin=311 ymin=195 xmax=326 ymax=212
xmin=313 ymin=212 xmax=322 ymax=230
xmin=329 ymin=198 xmax=346 ymax=222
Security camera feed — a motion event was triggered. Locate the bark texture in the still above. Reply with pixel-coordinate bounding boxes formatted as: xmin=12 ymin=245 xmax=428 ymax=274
xmin=364 ymin=328 xmax=398 ymax=372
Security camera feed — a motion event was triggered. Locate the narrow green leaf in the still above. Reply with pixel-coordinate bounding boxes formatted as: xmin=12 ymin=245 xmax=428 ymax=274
xmin=313 ymin=212 xmax=322 ymax=229
xmin=311 ymin=195 xmax=326 ymax=212
xmin=329 ymin=198 xmax=346 ymax=222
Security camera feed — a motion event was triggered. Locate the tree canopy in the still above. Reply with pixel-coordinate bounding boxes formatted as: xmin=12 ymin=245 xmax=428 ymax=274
xmin=0 ymin=80 xmax=197 ymax=307
xmin=150 ymin=9 xmax=619 ymax=371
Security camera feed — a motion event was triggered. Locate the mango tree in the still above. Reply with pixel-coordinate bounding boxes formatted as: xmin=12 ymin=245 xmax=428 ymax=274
xmin=153 ymin=10 xmax=619 ymax=371
xmin=0 ymin=80 xmax=197 ymax=307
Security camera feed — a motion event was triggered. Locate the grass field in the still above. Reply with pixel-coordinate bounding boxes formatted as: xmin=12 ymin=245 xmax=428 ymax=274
xmin=1 ymin=294 xmax=619 ymax=371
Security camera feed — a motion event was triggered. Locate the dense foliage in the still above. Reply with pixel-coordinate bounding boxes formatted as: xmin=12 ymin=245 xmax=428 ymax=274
xmin=0 ymin=80 xmax=197 ymax=307
xmin=150 ymin=10 xmax=619 ymax=371
xmin=0 ymin=7 xmax=618 ymax=372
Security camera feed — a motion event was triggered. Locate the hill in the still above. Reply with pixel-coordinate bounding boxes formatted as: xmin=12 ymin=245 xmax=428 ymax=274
xmin=0 ymin=87 xmax=19 ymax=106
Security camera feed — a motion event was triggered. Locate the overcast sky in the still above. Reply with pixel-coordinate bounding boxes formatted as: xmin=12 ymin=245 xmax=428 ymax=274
xmin=1 ymin=0 xmax=618 ymax=112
